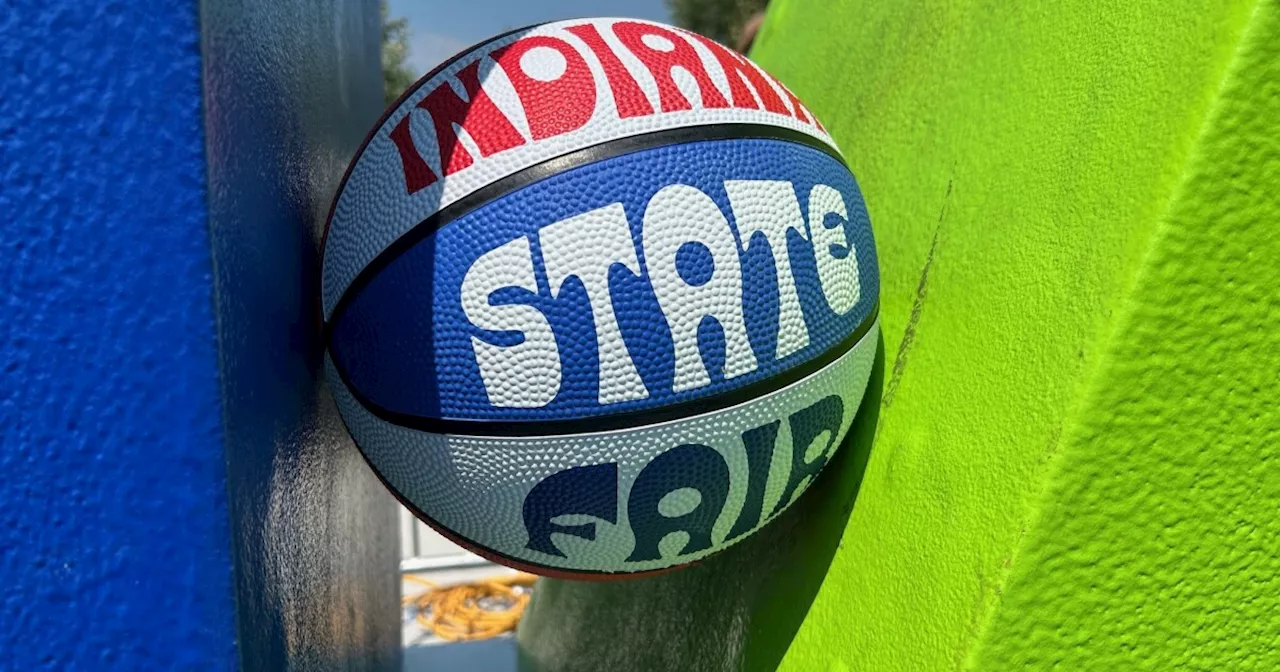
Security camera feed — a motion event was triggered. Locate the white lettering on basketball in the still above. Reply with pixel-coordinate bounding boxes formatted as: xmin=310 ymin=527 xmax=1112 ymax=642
xmin=642 ymin=184 xmax=758 ymax=392
xmin=808 ymin=184 xmax=861 ymax=315
xmin=539 ymin=203 xmax=649 ymax=404
xmin=460 ymin=237 xmax=561 ymax=407
xmin=725 ymin=180 xmax=811 ymax=359
xmin=459 ymin=180 xmax=860 ymax=407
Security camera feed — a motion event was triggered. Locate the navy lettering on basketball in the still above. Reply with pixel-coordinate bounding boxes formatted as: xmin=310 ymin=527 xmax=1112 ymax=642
xmin=625 ymin=443 xmax=730 ymax=562
xmin=517 ymin=393 xmax=850 ymax=565
xmin=772 ymin=394 xmax=844 ymax=516
xmin=724 ymin=419 xmax=780 ymax=542
xmin=523 ymin=463 xmax=618 ymax=557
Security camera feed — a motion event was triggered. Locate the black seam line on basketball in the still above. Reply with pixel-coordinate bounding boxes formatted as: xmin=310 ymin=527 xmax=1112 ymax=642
xmin=332 ymin=300 xmax=878 ymax=438
xmin=321 ymin=124 xmax=847 ymax=341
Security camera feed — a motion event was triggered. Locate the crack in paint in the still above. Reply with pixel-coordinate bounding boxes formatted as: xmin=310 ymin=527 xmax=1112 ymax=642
xmin=883 ymin=179 xmax=951 ymax=409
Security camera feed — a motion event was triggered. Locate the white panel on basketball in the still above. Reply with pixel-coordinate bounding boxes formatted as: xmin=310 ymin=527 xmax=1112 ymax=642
xmin=321 ymin=17 xmax=838 ymax=319
xmin=329 ymin=321 xmax=878 ymax=573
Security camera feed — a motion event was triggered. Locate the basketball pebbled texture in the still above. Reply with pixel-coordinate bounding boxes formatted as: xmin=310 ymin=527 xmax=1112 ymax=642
xmin=322 ymin=17 xmax=880 ymax=575
xmin=328 ymin=139 xmax=877 ymax=424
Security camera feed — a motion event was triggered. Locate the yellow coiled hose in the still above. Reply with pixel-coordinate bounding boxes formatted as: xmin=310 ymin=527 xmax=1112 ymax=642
xmin=402 ymin=572 xmax=538 ymax=642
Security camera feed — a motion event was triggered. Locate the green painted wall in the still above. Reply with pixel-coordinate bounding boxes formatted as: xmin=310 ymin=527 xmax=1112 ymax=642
xmin=518 ymin=2 xmax=1280 ymax=669
xmin=752 ymin=0 xmax=1280 ymax=669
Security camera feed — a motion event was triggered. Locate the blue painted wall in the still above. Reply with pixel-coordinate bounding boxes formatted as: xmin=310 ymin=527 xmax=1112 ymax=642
xmin=0 ymin=2 xmax=237 ymax=669
xmin=0 ymin=0 xmax=398 ymax=668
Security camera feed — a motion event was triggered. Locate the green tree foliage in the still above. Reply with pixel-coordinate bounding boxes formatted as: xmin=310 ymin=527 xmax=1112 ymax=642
xmin=666 ymin=0 xmax=767 ymax=48
xmin=382 ymin=1 xmax=415 ymax=106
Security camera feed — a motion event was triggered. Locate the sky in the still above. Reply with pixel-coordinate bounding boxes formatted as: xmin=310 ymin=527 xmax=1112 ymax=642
xmin=387 ymin=0 xmax=671 ymax=75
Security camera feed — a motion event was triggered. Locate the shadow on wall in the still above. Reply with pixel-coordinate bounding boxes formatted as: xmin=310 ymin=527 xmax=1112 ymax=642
xmin=200 ymin=0 xmax=402 ymax=669
xmin=517 ymin=337 xmax=886 ymax=672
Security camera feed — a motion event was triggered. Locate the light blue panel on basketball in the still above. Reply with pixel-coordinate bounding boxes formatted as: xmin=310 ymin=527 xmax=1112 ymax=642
xmin=328 ymin=138 xmax=878 ymax=426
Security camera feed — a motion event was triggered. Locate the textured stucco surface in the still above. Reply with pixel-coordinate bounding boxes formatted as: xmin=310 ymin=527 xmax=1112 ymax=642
xmin=200 ymin=0 xmax=401 ymax=669
xmin=749 ymin=0 xmax=1280 ymax=669
xmin=973 ymin=2 xmax=1280 ymax=666
xmin=1 ymin=0 xmax=398 ymax=669
xmin=0 ymin=2 xmax=237 ymax=669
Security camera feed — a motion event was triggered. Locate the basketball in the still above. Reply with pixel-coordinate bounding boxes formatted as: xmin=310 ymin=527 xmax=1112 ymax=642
xmin=321 ymin=17 xmax=879 ymax=578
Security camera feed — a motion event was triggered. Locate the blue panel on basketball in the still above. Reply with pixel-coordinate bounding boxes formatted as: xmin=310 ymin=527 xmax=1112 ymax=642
xmin=327 ymin=139 xmax=878 ymax=425
xmin=320 ymin=17 xmax=881 ymax=577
